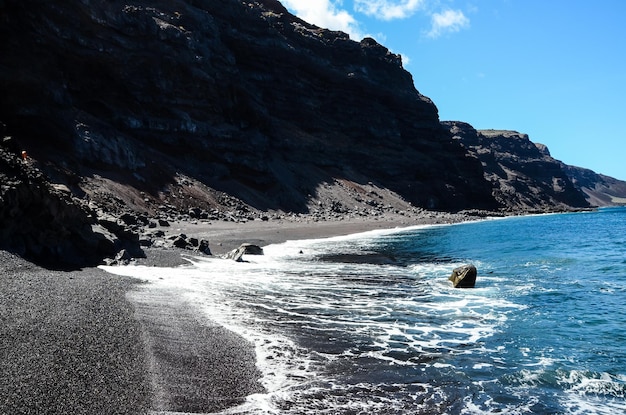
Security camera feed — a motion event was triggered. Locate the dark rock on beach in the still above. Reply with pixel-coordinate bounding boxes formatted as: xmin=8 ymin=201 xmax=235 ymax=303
xmin=222 ymin=242 xmax=265 ymax=262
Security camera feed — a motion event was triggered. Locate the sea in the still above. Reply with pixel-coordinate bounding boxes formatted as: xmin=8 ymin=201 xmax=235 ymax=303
xmin=103 ymin=207 xmax=626 ymax=414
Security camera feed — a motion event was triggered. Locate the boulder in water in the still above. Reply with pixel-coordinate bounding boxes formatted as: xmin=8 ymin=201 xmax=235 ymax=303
xmin=222 ymin=243 xmax=264 ymax=262
xmin=449 ymin=264 xmax=477 ymax=288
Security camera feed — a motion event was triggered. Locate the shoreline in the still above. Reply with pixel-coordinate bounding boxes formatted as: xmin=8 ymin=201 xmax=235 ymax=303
xmin=1 ymin=210 xmax=474 ymax=413
xmin=1 ymin=208 xmax=574 ymax=413
xmin=147 ymin=207 xmax=594 ymax=259
xmin=0 ymin=247 xmax=263 ymax=414
xmin=137 ymin=210 xmax=484 ymax=263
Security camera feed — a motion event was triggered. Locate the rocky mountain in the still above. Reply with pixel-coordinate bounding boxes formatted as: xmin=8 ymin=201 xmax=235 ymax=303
xmin=444 ymin=121 xmax=626 ymax=210
xmin=561 ymin=164 xmax=626 ymax=207
xmin=0 ymin=0 xmax=622 ymax=267
xmin=0 ymin=0 xmax=496 ymax=212
xmin=0 ymin=0 xmax=501 ymax=266
xmin=444 ymin=122 xmax=590 ymax=212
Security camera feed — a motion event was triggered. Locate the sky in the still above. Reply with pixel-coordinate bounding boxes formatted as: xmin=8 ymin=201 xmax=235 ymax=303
xmin=280 ymin=0 xmax=626 ymax=180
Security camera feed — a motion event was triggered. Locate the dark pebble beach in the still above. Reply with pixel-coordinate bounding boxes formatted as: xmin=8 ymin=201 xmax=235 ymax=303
xmin=0 ymin=212 xmax=474 ymax=414
xmin=0 ymin=249 xmax=262 ymax=414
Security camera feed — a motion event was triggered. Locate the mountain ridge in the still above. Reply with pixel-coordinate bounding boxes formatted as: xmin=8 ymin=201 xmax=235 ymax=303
xmin=442 ymin=122 xmax=625 ymax=210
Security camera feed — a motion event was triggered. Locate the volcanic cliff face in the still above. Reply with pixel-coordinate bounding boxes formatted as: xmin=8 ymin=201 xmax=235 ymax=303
xmin=561 ymin=165 xmax=626 ymax=207
xmin=0 ymin=135 xmax=142 ymax=268
xmin=0 ymin=0 xmax=496 ymax=218
xmin=444 ymin=121 xmax=590 ymax=211
xmin=7 ymin=0 xmax=622 ymax=267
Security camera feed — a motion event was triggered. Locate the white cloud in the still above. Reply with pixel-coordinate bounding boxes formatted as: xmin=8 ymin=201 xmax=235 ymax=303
xmin=400 ymin=53 xmax=411 ymax=66
xmin=427 ymin=9 xmax=470 ymax=38
xmin=280 ymin=1 xmax=470 ymax=43
xmin=354 ymin=0 xmax=425 ymax=20
xmin=280 ymin=0 xmax=364 ymax=39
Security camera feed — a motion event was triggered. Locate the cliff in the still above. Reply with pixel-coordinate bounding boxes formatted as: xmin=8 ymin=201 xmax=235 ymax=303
xmin=444 ymin=122 xmax=590 ymax=211
xmin=0 ymin=0 xmax=495 ymax=213
xmin=0 ymin=135 xmax=142 ymax=268
xmin=1 ymin=0 xmax=621 ymax=267
xmin=561 ymin=165 xmax=626 ymax=206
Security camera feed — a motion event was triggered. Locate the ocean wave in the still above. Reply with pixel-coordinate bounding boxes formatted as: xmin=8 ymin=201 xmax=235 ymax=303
xmin=103 ymin=209 xmax=626 ymax=414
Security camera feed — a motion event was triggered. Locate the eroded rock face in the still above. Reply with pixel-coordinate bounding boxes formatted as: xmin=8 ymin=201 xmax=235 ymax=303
xmin=561 ymin=164 xmax=626 ymax=207
xmin=0 ymin=0 xmax=497 ymax=215
xmin=7 ymin=0 xmax=617 ymax=268
xmin=0 ymin=144 xmax=142 ymax=268
xmin=444 ymin=121 xmax=590 ymax=212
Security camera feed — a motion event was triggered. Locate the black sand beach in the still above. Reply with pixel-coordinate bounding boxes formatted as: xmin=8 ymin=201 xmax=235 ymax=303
xmin=0 ymin=249 xmax=261 ymax=414
xmin=0 ymin=211 xmax=473 ymax=414
xmin=0 ymin=251 xmax=150 ymax=414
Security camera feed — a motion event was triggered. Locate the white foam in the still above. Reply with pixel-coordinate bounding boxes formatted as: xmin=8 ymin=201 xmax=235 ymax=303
xmin=560 ymin=373 xmax=626 ymax=415
xmin=103 ymin=261 xmax=317 ymax=413
xmin=100 ymin=217 xmax=565 ymax=414
xmin=103 ymin=248 xmax=518 ymax=412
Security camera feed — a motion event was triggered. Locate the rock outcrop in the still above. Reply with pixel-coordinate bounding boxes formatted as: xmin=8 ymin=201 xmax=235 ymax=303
xmin=0 ymin=141 xmax=142 ymax=268
xmin=445 ymin=122 xmax=591 ymax=212
xmin=449 ymin=264 xmax=477 ymax=288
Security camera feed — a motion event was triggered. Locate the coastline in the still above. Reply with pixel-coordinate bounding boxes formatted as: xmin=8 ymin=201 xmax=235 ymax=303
xmin=137 ymin=209 xmax=479 ymax=263
xmin=0 ymin=248 xmax=263 ymax=414
xmin=0 ymin=210 xmax=491 ymax=413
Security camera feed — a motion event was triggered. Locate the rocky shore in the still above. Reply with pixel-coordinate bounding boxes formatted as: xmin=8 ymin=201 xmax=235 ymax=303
xmin=1 ymin=130 xmax=504 ymax=268
xmin=126 ymin=206 xmax=498 ymax=260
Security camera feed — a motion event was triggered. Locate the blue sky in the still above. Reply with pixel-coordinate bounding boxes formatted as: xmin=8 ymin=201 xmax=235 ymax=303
xmin=280 ymin=0 xmax=626 ymax=180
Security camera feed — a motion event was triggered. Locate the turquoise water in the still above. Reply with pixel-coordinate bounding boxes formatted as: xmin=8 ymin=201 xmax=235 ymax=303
xmin=105 ymin=207 xmax=626 ymax=414
xmin=355 ymin=207 xmax=626 ymax=414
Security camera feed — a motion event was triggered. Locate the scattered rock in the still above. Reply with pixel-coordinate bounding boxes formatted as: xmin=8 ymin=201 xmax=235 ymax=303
xmin=138 ymin=236 xmax=153 ymax=247
xmin=172 ymin=235 xmax=189 ymax=249
xmin=120 ymin=212 xmax=139 ymax=226
xmin=197 ymin=239 xmax=211 ymax=255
